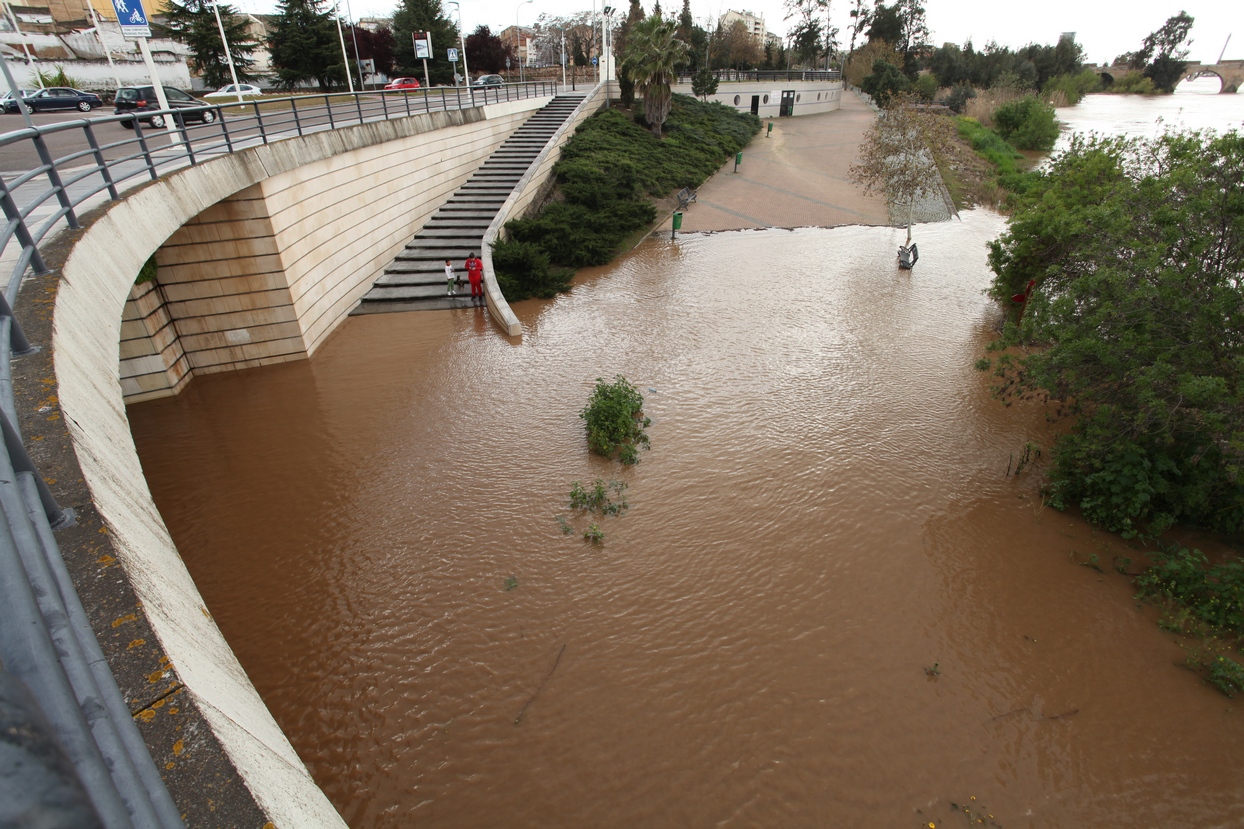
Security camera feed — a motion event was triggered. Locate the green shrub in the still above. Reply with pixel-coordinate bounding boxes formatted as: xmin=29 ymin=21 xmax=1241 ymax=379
xmin=943 ymin=83 xmax=976 ymax=113
xmin=860 ymin=59 xmax=911 ymax=107
xmin=956 ymin=116 xmax=1039 ymax=197
xmin=1108 ymin=72 xmax=1156 ymax=94
xmin=1042 ymin=69 xmax=1101 ymax=105
xmin=992 ymin=95 xmax=1059 ymax=151
xmin=580 ymin=375 xmax=650 ymax=464
xmin=1134 ymin=544 xmax=1244 ymax=633
xmin=492 ymin=239 xmax=567 ymax=301
xmin=135 ymin=255 xmax=158 ymax=285
xmin=1205 ymin=655 xmax=1244 ymax=698
xmin=506 ymin=95 xmax=758 ymax=281
xmin=914 ymin=72 xmax=939 ymax=102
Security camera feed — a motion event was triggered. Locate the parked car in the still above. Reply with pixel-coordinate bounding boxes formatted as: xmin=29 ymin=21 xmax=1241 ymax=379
xmin=204 ymin=83 xmax=264 ymax=98
xmin=472 ymin=74 xmax=504 ymax=87
xmin=0 ymin=88 xmax=36 ymax=111
xmin=384 ymin=77 xmax=421 ymax=90
xmin=3 ymin=87 xmax=103 ymax=113
xmin=113 ymin=86 xmax=217 ymax=128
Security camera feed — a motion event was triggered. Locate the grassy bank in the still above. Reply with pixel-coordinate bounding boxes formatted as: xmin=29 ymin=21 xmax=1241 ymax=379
xmin=494 ymin=94 xmax=761 ymax=301
xmin=939 ymin=116 xmax=1042 ymax=210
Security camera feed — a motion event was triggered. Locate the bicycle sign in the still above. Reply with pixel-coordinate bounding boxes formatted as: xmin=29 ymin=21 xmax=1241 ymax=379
xmin=110 ymin=0 xmax=151 ymax=38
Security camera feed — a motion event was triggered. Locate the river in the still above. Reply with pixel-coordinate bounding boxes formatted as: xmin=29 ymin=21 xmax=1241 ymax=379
xmin=128 ymin=89 xmax=1244 ymax=828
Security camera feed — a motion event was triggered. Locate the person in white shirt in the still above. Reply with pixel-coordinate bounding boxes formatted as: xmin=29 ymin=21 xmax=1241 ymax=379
xmin=445 ymin=259 xmax=457 ymax=296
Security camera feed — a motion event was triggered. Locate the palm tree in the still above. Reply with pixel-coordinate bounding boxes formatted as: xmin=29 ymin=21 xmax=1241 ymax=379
xmin=619 ymin=15 xmax=688 ymax=138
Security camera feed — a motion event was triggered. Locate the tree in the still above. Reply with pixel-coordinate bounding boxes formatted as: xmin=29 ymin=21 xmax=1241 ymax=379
xmin=859 ymin=57 xmax=909 ymax=105
xmin=845 ymin=0 xmax=870 ymax=54
xmin=391 ymin=0 xmax=460 ymax=84
xmin=617 ymin=0 xmax=645 ymax=106
xmin=1141 ymin=11 xmax=1195 ymax=92
xmin=164 ymin=0 xmax=257 ymax=89
xmin=691 ymin=66 xmax=718 ymax=99
xmin=620 ymin=15 xmax=688 ymax=137
xmin=349 ymin=25 xmax=396 ymax=78
xmin=848 ymin=92 xmax=955 ymax=243
xmin=867 ymin=0 xmax=929 ymax=77
xmin=464 ymin=25 xmax=514 ymax=73
xmin=267 ymin=0 xmax=343 ymax=91
xmin=980 ymin=129 xmax=1244 ymax=537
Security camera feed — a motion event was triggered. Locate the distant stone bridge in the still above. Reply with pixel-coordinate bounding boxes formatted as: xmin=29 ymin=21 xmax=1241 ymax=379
xmin=1093 ymin=60 xmax=1244 ymax=94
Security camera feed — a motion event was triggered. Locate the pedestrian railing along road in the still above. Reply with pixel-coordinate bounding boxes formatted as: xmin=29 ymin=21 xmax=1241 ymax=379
xmin=0 ymin=80 xmax=556 ymax=827
xmin=675 ymin=69 xmax=842 ymax=84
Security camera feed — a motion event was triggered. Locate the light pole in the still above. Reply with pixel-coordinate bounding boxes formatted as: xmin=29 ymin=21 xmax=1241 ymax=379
xmin=333 ymin=0 xmax=354 ymax=93
xmin=447 ymin=1 xmax=473 ymax=103
xmin=515 ymin=0 xmax=533 ymax=84
xmin=210 ymin=0 xmax=243 ymax=103
xmin=344 ymin=0 xmax=366 ymax=89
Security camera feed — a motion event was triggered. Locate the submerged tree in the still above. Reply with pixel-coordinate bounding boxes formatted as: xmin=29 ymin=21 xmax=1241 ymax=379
xmin=980 ymin=129 xmax=1244 ymax=537
xmin=620 ymin=14 xmax=688 ymax=138
xmin=848 ymin=92 xmax=955 ymax=244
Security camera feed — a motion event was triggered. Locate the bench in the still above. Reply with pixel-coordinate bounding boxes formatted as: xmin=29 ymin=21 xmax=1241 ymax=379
xmin=676 ymin=187 xmax=697 ymax=209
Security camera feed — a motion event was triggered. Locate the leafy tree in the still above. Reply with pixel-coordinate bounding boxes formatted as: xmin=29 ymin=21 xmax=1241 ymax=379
xmin=866 ymin=3 xmax=902 ymax=45
xmin=391 ymin=0 xmax=460 ymax=84
xmin=349 ymin=25 xmax=396 ymax=78
xmin=980 ymin=129 xmax=1244 ymax=537
xmin=617 ymin=0 xmax=645 ymax=106
xmin=849 ymin=92 xmax=955 ymax=243
xmin=1140 ymin=11 xmax=1195 ymax=92
xmin=691 ymin=66 xmax=718 ymax=99
xmin=164 ymin=0 xmax=257 ymax=89
xmin=859 ymin=57 xmax=909 ymax=105
xmin=845 ymin=0 xmax=870 ymax=54
xmin=621 ymin=15 xmax=688 ymax=137
xmin=267 ymin=0 xmax=344 ymax=91
xmin=790 ymin=15 xmax=824 ymax=66
xmin=464 ymin=25 xmax=513 ymax=74
xmin=867 ymin=0 xmax=928 ymax=77
xmin=991 ymin=96 xmax=1058 ymax=150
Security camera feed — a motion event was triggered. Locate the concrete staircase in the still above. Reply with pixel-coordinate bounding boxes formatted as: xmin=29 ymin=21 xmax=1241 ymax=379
xmin=352 ymin=94 xmax=585 ymax=315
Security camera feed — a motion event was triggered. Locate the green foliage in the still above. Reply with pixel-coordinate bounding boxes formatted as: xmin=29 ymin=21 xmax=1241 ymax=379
xmin=1119 ymin=11 xmax=1194 ymax=93
xmin=580 ymin=375 xmax=650 ymax=464
xmin=391 ymin=0 xmax=460 ymax=82
xmin=943 ymin=82 xmax=975 ymax=113
xmin=502 ymin=95 xmax=757 ymax=283
xmin=981 ymin=130 xmax=1244 ymax=536
xmin=492 ymin=239 xmax=569 ymax=301
xmin=691 ymin=67 xmax=718 ymax=100
xmin=267 ymin=0 xmax=345 ymax=91
xmin=929 ymin=35 xmax=1084 ymax=91
xmin=1042 ymin=69 xmax=1101 ymax=105
xmin=33 ymin=66 xmax=86 ymax=90
xmin=503 ymin=575 xmax=519 ymax=590
xmin=583 ymin=523 xmax=605 ymax=544
xmin=135 ymin=255 xmax=158 ymax=285
xmin=1205 ymin=654 xmax=1244 ymax=697
xmin=913 ymin=72 xmax=939 ymax=101
xmin=991 ymin=96 xmax=1059 ymax=151
xmin=164 ymin=0 xmax=257 ymax=88
xmin=954 ymin=116 xmax=1039 ymax=196
xmin=619 ymin=14 xmax=688 ymax=138
xmin=860 ymin=59 xmax=911 ymax=107
xmin=1108 ymin=72 xmax=1157 ymax=95
xmin=1135 ymin=545 xmax=1244 ymax=634
xmin=569 ymin=479 xmax=629 ymax=515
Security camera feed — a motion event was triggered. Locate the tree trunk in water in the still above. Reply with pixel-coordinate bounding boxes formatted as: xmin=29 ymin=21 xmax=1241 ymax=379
xmin=906 ymin=197 xmax=914 ymax=245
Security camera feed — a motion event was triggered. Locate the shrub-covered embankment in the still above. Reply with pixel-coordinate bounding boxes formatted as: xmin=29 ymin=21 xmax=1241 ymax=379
xmin=494 ymin=94 xmax=760 ymax=300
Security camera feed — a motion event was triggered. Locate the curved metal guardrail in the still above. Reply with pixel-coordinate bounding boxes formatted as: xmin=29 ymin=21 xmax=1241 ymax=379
xmin=0 ymin=79 xmax=556 ymax=826
xmin=674 ymin=69 xmax=842 ymax=83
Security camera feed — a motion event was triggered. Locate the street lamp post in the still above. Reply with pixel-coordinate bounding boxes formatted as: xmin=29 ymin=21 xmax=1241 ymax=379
xmin=333 ymin=0 xmax=354 ymax=93
xmin=210 ymin=0 xmax=243 ymax=103
xmin=447 ymin=1 xmax=473 ymax=104
xmin=515 ymin=0 xmax=533 ymax=84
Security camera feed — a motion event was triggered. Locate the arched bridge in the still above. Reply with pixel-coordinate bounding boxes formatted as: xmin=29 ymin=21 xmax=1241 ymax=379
xmin=1094 ymin=60 xmax=1243 ymax=93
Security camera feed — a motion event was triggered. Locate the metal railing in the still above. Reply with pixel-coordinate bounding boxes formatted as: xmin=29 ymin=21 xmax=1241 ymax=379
xmin=675 ymin=69 xmax=842 ymax=83
xmin=0 ymin=80 xmax=554 ymax=827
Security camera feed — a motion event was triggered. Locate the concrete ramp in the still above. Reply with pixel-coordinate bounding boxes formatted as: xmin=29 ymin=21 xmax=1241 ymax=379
xmin=351 ymin=94 xmax=586 ymax=314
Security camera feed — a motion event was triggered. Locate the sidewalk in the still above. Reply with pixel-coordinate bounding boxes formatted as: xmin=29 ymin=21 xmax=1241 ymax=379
xmin=676 ymin=90 xmax=892 ymax=233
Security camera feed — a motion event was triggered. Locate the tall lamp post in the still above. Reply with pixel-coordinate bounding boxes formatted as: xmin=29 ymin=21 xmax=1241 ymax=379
xmin=210 ymin=0 xmax=243 ymax=103
xmin=333 ymin=0 xmax=354 ymax=93
xmin=447 ymin=0 xmax=473 ymax=104
xmin=515 ymin=0 xmax=533 ymax=84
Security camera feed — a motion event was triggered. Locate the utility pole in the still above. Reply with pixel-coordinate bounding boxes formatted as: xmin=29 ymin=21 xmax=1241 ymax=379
xmin=85 ymin=0 xmax=121 ymax=89
xmin=333 ymin=0 xmax=354 ymax=93
xmin=3 ymin=1 xmax=39 ymax=84
xmin=210 ymin=0 xmax=243 ymax=102
xmin=344 ymin=0 xmax=365 ymax=89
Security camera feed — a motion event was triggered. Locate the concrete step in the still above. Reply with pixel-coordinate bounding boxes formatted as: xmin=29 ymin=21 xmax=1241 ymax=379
xmin=351 ymin=294 xmax=486 ymax=315
xmin=417 ymin=228 xmax=488 ymax=239
xmin=424 ymin=217 xmax=494 ymax=228
xmin=396 ymin=246 xmax=478 ymax=260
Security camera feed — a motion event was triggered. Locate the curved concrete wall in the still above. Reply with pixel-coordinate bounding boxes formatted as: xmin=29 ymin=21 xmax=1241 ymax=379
xmin=670 ymin=80 xmax=842 ymax=117
xmin=56 ymin=97 xmax=548 ymax=825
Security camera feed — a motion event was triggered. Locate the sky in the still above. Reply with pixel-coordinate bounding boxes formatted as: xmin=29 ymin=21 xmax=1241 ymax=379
xmin=234 ymin=0 xmax=1242 ymax=67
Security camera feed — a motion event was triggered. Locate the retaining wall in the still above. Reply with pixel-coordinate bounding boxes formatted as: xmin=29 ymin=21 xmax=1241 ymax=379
xmin=670 ymin=80 xmax=842 ymax=117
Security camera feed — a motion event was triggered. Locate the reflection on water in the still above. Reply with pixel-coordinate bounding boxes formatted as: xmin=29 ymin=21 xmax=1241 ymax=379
xmin=130 ymin=210 xmax=1244 ymax=828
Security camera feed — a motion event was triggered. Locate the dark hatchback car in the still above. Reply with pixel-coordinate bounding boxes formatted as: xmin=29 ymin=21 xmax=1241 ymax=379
xmin=3 ymin=87 xmax=103 ymax=113
xmin=113 ymin=86 xmax=218 ymax=128
xmin=472 ymin=74 xmax=505 ymax=87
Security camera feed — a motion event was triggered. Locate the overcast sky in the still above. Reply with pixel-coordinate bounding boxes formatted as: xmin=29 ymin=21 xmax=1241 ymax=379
xmin=235 ymin=0 xmax=1241 ymax=67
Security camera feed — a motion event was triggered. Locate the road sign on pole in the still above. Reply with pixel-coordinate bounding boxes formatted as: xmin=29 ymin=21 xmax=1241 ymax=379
xmin=448 ymin=48 xmax=458 ymax=62
xmin=110 ymin=0 xmax=151 ymax=38
xmin=414 ymin=31 xmax=431 ymax=59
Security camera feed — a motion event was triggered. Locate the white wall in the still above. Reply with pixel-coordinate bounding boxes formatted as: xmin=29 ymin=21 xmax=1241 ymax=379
xmin=672 ymin=80 xmax=842 ymax=118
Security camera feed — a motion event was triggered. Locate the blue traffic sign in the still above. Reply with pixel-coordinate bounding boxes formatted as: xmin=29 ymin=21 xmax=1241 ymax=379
xmin=591 ymin=56 xmax=598 ymax=65
xmin=111 ymin=0 xmax=151 ymax=38
xmin=448 ymin=48 xmax=459 ymax=62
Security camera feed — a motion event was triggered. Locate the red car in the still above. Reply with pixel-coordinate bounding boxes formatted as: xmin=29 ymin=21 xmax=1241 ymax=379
xmin=384 ymin=77 xmax=421 ymax=90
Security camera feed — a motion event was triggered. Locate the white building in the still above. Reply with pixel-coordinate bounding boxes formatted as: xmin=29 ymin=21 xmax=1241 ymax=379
xmin=719 ymin=9 xmax=766 ymax=41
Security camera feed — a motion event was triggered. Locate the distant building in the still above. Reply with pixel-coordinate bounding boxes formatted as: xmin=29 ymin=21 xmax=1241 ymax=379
xmin=357 ymin=17 xmax=392 ymax=33
xmin=719 ymin=9 xmax=765 ymax=41
xmin=498 ymin=24 xmax=535 ymax=66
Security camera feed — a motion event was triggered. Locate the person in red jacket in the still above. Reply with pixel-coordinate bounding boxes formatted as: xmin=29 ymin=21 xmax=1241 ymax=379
xmin=465 ymin=253 xmax=484 ymax=307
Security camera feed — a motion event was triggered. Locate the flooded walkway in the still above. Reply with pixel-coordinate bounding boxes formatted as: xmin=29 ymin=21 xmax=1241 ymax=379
xmin=130 ymin=211 xmax=1244 ymax=828
xmin=677 ymin=91 xmax=891 ymax=232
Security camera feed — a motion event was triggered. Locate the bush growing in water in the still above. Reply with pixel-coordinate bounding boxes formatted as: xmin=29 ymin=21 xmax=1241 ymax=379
xmin=580 ymin=375 xmax=650 ymax=464
xmin=991 ymin=96 xmax=1059 ymax=151
xmin=492 ymin=239 xmax=566 ymax=300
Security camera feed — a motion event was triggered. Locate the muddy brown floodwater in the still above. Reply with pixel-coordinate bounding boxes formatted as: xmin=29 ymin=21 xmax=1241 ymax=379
xmin=129 ymin=211 xmax=1244 ymax=828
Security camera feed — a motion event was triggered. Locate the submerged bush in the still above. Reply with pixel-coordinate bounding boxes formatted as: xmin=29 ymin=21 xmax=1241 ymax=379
xmin=580 ymin=375 xmax=650 ymax=464
xmin=492 ymin=239 xmax=567 ymax=300
xmin=991 ymin=95 xmax=1059 ymax=151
